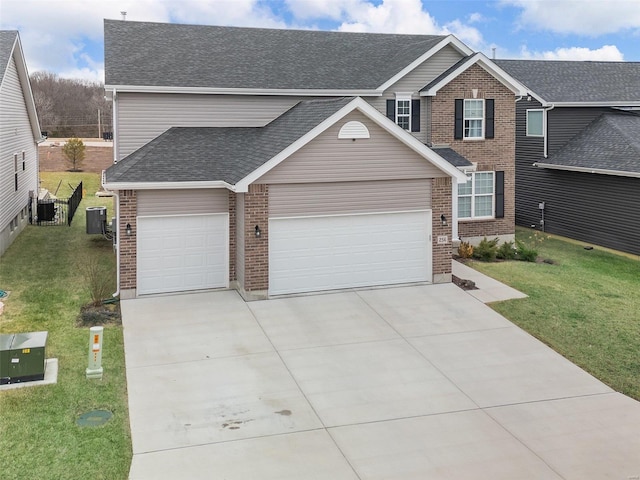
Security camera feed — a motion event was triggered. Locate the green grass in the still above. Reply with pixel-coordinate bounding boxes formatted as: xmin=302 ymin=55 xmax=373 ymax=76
xmin=468 ymin=227 xmax=640 ymax=400
xmin=0 ymin=172 xmax=131 ymax=480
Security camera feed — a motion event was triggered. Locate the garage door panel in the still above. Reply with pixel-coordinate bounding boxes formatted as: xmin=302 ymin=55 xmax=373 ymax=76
xmin=137 ymin=214 xmax=229 ymax=295
xmin=269 ymin=212 xmax=431 ymax=295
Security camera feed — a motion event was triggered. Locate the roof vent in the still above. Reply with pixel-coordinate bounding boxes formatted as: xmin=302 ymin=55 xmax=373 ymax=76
xmin=338 ymin=121 xmax=370 ymax=140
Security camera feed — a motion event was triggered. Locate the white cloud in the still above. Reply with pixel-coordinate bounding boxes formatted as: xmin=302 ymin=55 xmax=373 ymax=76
xmin=284 ymin=0 xmax=361 ymax=21
xmin=503 ymin=0 xmax=640 ymax=36
xmin=520 ymin=44 xmax=625 ymax=61
xmin=336 ymin=0 xmax=442 ymax=34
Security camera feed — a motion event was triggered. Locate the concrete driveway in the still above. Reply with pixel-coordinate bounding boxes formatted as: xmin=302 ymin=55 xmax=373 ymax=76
xmin=122 ymin=283 xmax=640 ymax=479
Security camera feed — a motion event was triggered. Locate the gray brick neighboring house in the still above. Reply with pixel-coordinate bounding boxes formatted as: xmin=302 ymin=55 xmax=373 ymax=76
xmin=102 ymin=20 xmax=527 ymax=300
xmin=0 ymin=31 xmax=41 ymax=257
xmin=495 ymin=60 xmax=640 ymax=256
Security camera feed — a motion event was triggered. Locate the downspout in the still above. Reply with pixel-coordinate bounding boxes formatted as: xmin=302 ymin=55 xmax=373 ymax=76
xmin=102 ymin=169 xmax=120 ymax=298
xmin=543 ymin=104 xmax=555 ymax=158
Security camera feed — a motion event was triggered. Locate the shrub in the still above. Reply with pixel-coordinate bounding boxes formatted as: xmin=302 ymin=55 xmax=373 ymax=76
xmin=458 ymin=241 xmax=474 ymax=259
xmin=473 ymin=237 xmax=499 ymax=262
xmin=515 ymin=240 xmax=538 ymax=262
xmin=497 ymin=240 xmax=516 ymax=260
xmin=80 ymin=254 xmax=114 ymax=306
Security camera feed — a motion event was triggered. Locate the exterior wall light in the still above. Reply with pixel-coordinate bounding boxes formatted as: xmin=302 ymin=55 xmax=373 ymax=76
xmin=440 ymin=214 xmax=447 ymax=226
xmin=255 ymin=225 xmax=261 ymax=238
xmin=126 ymin=223 xmax=132 ymax=236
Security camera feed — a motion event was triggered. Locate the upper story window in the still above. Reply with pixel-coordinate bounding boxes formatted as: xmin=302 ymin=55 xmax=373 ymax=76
xmin=526 ymin=109 xmax=544 ymax=136
xmin=458 ymin=171 xmax=495 ymax=219
xmin=14 ymin=153 xmax=18 ymax=191
xmin=386 ymin=95 xmax=420 ymax=133
xmin=464 ymin=99 xmax=484 ymax=139
xmin=454 ymin=98 xmax=494 ymax=140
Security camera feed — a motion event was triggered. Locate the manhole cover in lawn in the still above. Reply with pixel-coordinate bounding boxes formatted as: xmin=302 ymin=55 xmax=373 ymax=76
xmin=76 ymin=410 xmax=112 ymax=427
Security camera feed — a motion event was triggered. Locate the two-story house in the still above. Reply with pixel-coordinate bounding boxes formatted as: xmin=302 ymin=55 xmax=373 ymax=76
xmin=0 ymin=31 xmax=41 ymax=257
xmin=102 ymin=20 xmax=526 ymax=299
xmin=495 ymin=60 xmax=640 ymax=256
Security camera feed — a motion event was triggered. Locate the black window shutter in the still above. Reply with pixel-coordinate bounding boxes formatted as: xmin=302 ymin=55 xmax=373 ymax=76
xmin=495 ymin=170 xmax=504 ymax=218
xmin=485 ymin=99 xmax=495 ymax=139
xmin=454 ymin=99 xmax=463 ymax=139
xmin=410 ymin=99 xmax=420 ymax=132
xmin=386 ymin=99 xmax=395 ymax=121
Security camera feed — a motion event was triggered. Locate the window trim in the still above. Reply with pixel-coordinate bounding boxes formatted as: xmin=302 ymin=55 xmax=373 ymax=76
xmin=395 ymin=93 xmax=412 ymax=131
xmin=14 ymin=153 xmax=18 ymax=192
xmin=526 ymin=109 xmax=545 ymax=137
xmin=463 ymin=99 xmax=485 ymax=140
xmin=458 ymin=171 xmax=495 ymax=220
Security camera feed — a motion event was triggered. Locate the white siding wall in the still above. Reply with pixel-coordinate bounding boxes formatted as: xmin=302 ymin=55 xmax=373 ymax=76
xmin=115 ymin=93 xmax=304 ymax=160
xmin=137 ymin=189 xmax=229 ymax=216
xmin=0 ymin=55 xmax=38 ymax=256
xmin=258 ymin=111 xmax=447 ymax=185
xmin=367 ymin=45 xmax=463 ymax=143
xmin=269 ymin=179 xmax=431 ymax=217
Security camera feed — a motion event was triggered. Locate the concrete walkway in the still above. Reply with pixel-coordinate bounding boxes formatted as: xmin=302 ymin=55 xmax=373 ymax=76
xmin=122 ymin=273 xmax=640 ymax=479
xmin=452 ymin=260 xmax=528 ymax=303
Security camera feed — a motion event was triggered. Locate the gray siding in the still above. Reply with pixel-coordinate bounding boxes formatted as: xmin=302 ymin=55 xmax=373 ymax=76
xmin=367 ymin=45 xmax=463 ymax=143
xmin=236 ymin=193 xmax=245 ymax=286
xmin=269 ymin=179 xmax=431 ymax=217
xmin=514 ymin=100 xmax=640 ymax=255
xmin=258 ymin=111 xmax=447 ymax=185
xmin=115 ymin=93 xmax=304 ymax=160
xmin=0 ymin=54 xmax=38 ymax=256
xmin=137 ymin=189 xmax=229 ymax=216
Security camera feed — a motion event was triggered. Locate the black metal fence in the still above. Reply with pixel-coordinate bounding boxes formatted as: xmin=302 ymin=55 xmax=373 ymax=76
xmin=36 ymin=181 xmax=83 ymax=226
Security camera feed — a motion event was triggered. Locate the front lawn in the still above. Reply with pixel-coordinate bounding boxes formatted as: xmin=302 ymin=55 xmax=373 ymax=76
xmin=467 ymin=227 xmax=640 ymax=400
xmin=0 ymin=172 xmax=131 ymax=479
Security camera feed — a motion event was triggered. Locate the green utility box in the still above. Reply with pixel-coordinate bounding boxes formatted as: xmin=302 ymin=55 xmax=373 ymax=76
xmin=0 ymin=331 xmax=48 ymax=385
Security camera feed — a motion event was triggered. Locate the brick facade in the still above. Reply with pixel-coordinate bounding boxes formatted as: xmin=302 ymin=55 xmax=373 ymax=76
xmin=243 ymin=184 xmax=269 ymax=292
xmin=431 ymin=177 xmax=453 ymax=281
xmin=431 ymin=63 xmax=516 ymax=240
xmin=118 ymin=190 xmax=137 ymax=290
xmin=228 ymin=191 xmax=236 ymax=283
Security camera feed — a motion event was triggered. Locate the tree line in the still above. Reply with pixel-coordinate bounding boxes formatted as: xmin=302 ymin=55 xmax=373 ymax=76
xmin=30 ymin=72 xmax=112 ymax=139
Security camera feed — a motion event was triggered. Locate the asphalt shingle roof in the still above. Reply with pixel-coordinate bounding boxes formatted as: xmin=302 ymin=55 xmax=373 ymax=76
xmin=431 ymin=147 xmax=472 ymax=167
xmin=105 ymin=97 xmax=354 ymax=184
xmin=494 ymin=60 xmax=640 ymax=103
xmin=543 ymin=112 xmax=640 ymax=174
xmin=0 ymin=30 xmax=17 ymax=79
xmin=104 ymin=20 xmax=446 ymax=90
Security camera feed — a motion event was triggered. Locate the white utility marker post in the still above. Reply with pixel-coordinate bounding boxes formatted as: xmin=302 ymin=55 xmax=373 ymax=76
xmin=86 ymin=326 xmax=104 ymax=379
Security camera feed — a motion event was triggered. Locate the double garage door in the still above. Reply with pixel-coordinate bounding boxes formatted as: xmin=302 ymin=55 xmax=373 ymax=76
xmin=268 ymin=180 xmax=432 ymax=295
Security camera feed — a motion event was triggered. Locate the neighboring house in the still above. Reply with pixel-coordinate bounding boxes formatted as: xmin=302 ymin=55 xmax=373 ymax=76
xmin=102 ymin=20 xmax=526 ymax=299
xmin=495 ymin=60 xmax=640 ymax=255
xmin=0 ymin=31 xmax=41 ymax=257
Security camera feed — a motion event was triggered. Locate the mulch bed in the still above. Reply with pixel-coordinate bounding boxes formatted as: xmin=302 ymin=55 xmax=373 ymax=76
xmin=76 ymin=302 xmax=121 ymax=327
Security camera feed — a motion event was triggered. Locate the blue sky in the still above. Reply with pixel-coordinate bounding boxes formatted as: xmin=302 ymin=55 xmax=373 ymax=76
xmin=1 ymin=0 xmax=639 ymax=82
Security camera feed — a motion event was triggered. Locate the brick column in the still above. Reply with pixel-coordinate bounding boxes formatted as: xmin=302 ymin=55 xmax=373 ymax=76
xmin=432 ymin=177 xmax=452 ymax=283
xmin=244 ymin=184 xmax=269 ymax=292
xmin=119 ymin=190 xmax=137 ymax=292
xmin=228 ymin=191 xmax=236 ymax=283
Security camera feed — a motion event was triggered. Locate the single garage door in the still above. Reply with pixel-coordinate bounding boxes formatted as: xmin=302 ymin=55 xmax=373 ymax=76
xmin=137 ymin=214 xmax=229 ymax=295
xmin=269 ymin=209 xmax=432 ymax=295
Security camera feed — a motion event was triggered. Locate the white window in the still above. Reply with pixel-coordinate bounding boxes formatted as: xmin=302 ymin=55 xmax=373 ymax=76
xmin=458 ymin=172 xmax=494 ymax=219
xmin=395 ymin=94 xmax=412 ymax=131
xmin=527 ymin=109 xmax=544 ymax=136
xmin=14 ymin=153 xmax=18 ymax=191
xmin=464 ymin=99 xmax=484 ymax=139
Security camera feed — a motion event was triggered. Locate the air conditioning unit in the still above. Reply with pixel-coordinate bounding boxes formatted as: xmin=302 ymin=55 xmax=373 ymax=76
xmin=86 ymin=207 xmax=107 ymax=234
xmin=0 ymin=331 xmax=48 ymax=385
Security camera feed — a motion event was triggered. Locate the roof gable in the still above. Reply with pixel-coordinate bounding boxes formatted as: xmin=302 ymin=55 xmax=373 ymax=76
xmin=104 ymin=20 xmax=469 ymax=94
xmin=495 ymin=60 xmax=640 ymax=105
xmin=536 ymin=112 xmax=640 ymax=177
xmin=421 ymin=52 xmax=527 ymax=96
xmin=104 ymin=97 xmax=467 ymax=191
xmin=0 ymin=30 xmax=41 ymax=142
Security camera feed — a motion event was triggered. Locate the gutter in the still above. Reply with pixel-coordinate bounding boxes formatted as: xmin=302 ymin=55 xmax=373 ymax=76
xmin=533 ymin=162 xmax=640 ymax=178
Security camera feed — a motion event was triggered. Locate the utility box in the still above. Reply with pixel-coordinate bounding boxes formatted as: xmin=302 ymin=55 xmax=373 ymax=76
xmin=0 ymin=331 xmax=48 ymax=385
xmin=86 ymin=206 xmax=107 ymax=234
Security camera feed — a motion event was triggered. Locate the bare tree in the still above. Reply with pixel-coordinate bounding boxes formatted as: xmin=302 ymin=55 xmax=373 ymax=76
xmin=30 ymin=71 xmax=112 ymax=138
